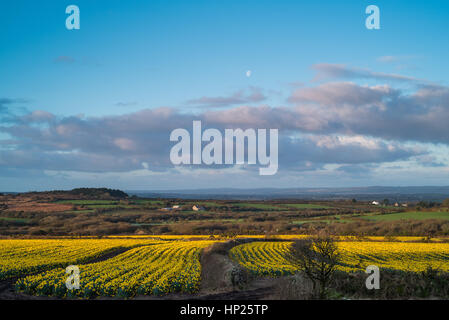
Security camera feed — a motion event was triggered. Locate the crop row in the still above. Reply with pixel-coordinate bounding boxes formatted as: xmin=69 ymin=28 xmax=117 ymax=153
xmin=15 ymin=240 xmax=216 ymax=297
xmin=0 ymin=239 xmax=161 ymax=280
xmin=229 ymin=241 xmax=449 ymax=276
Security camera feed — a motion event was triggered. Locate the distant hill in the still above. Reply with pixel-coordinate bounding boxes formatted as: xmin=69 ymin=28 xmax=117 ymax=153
xmin=25 ymin=188 xmax=128 ymax=200
xmin=127 ymin=186 xmax=449 ymax=202
xmin=5 ymin=186 xmax=449 ymax=202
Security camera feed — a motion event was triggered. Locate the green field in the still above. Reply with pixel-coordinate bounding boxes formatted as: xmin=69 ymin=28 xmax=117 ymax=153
xmin=184 ymin=201 xmax=223 ymax=207
xmin=56 ymin=200 xmax=118 ymax=205
xmin=229 ymin=203 xmax=282 ymax=210
xmin=63 ymin=210 xmax=95 ymax=214
xmin=86 ymin=204 xmax=120 ymax=208
xmin=130 ymin=199 xmax=164 ymax=205
xmin=86 ymin=204 xmax=135 ymax=209
xmin=364 ymin=211 xmax=449 ymax=221
xmin=282 ymin=203 xmax=331 ymax=209
xmin=0 ymin=217 xmax=30 ymax=223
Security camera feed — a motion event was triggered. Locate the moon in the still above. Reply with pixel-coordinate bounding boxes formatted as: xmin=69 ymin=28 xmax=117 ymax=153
xmin=246 ymin=70 xmax=252 ymax=77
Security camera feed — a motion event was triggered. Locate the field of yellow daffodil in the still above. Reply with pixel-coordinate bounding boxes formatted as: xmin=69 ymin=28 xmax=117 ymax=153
xmin=15 ymin=240 xmax=215 ymax=297
xmin=0 ymin=239 xmax=162 ymax=280
xmin=3 ymin=237 xmax=449 ymax=298
xmin=229 ymin=241 xmax=449 ymax=276
xmin=229 ymin=242 xmax=300 ymax=276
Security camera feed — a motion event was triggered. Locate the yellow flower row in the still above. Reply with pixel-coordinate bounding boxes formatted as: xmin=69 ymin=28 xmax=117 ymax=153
xmin=229 ymin=241 xmax=449 ymax=276
xmin=0 ymin=239 xmax=162 ymax=280
xmin=15 ymin=240 xmax=217 ymax=298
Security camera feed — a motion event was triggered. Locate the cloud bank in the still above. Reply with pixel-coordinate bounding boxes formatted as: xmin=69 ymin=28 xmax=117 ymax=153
xmin=1 ymin=64 xmax=448 ymax=189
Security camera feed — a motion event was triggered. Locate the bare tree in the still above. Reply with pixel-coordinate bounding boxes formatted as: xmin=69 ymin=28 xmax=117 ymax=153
xmin=291 ymin=237 xmax=340 ymax=299
xmin=442 ymin=198 xmax=449 ymax=208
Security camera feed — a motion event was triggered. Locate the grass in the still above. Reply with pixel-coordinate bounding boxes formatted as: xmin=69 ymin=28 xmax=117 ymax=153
xmin=86 ymin=204 xmax=135 ymax=209
xmin=229 ymin=203 xmax=282 ymax=210
xmin=293 ymin=211 xmax=449 ymax=224
xmin=101 ymin=210 xmax=149 ymax=215
xmin=187 ymin=202 xmax=222 ymax=207
xmin=130 ymin=199 xmax=222 ymax=207
xmin=130 ymin=199 xmax=164 ymax=205
xmin=63 ymin=210 xmax=95 ymax=214
xmin=282 ymin=203 xmax=332 ymax=209
xmin=363 ymin=211 xmax=449 ymax=222
xmin=0 ymin=216 xmax=30 ymax=223
xmin=55 ymin=200 xmax=118 ymax=205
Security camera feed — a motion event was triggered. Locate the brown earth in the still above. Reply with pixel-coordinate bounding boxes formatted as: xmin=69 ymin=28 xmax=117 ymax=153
xmin=1 ymin=196 xmax=73 ymax=213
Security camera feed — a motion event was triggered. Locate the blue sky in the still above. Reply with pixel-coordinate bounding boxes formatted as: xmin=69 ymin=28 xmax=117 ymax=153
xmin=1 ymin=0 xmax=449 ymax=191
